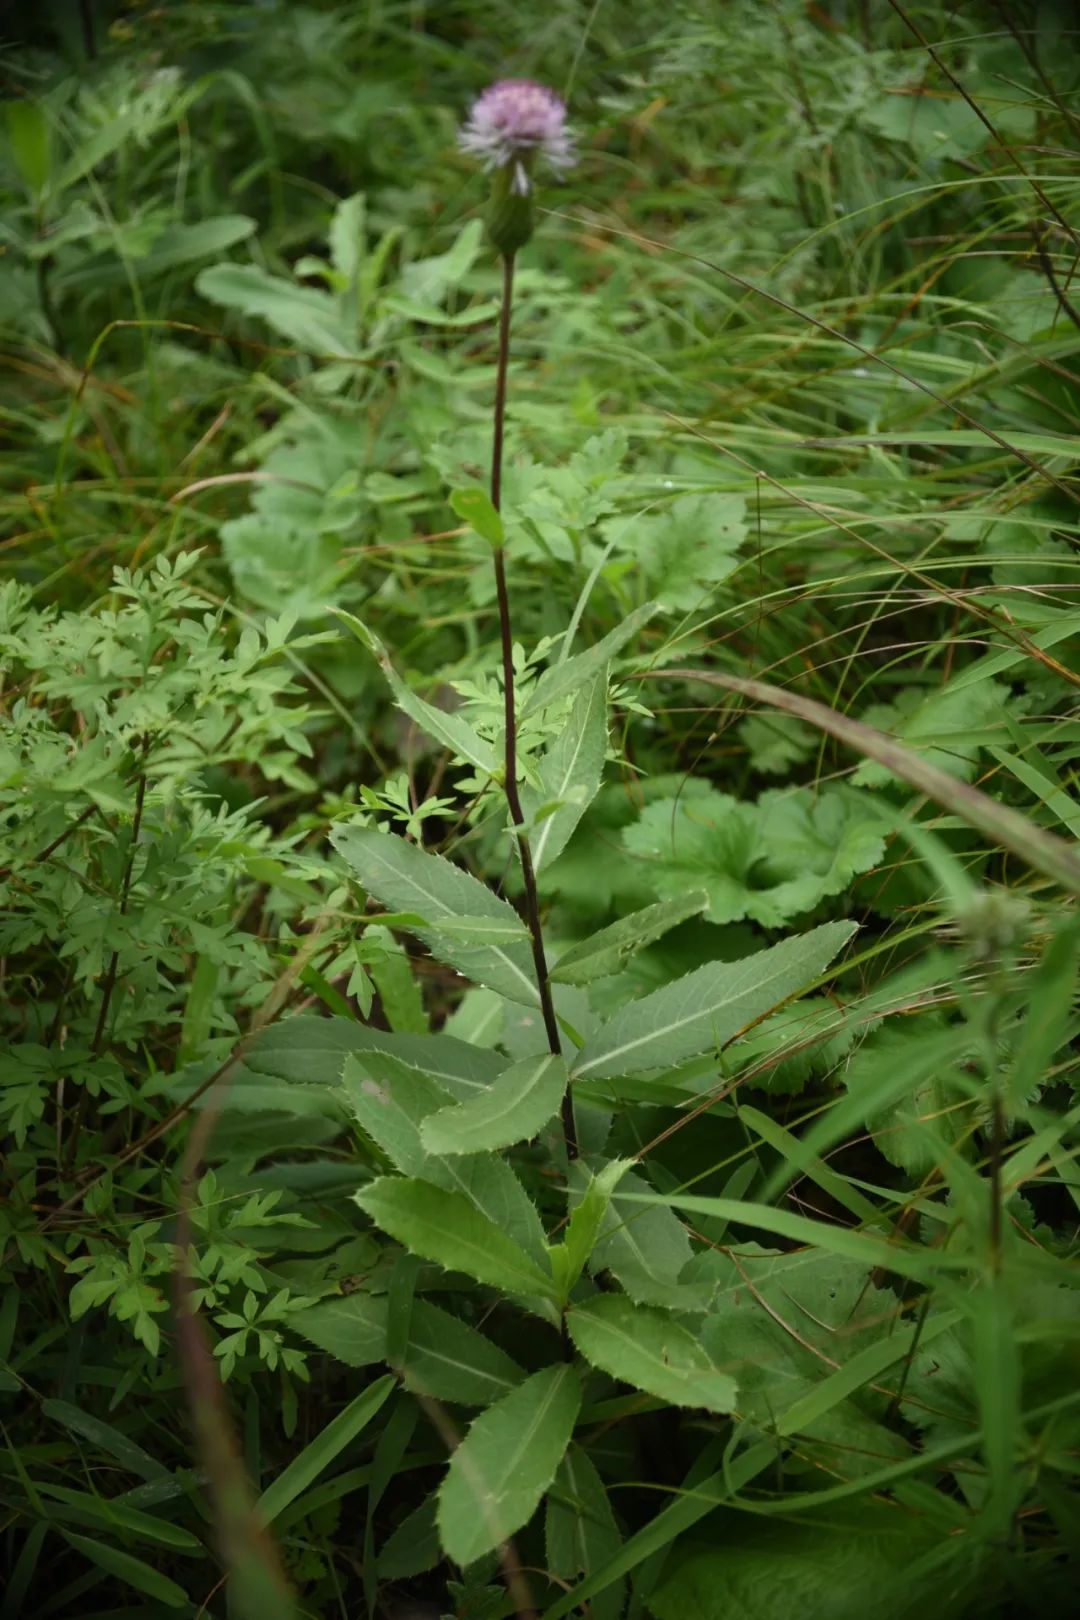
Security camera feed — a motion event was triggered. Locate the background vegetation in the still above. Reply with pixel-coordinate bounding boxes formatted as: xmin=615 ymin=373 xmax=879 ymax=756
xmin=1 ymin=1 xmax=1078 ymax=1616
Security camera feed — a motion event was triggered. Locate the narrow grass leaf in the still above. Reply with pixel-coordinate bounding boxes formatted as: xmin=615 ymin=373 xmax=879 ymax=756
xmin=256 ymin=1375 xmax=394 ymax=1525
xmin=58 ymin=1531 xmax=188 ymax=1609
xmin=42 ymin=1399 xmax=167 ymax=1482
xmin=540 ymin=1442 xmax=777 ymax=1620
xmin=619 ymin=1191 xmax=970 ymax=1283
xmin=776 ymin=1310 xmax=962 ymax=1437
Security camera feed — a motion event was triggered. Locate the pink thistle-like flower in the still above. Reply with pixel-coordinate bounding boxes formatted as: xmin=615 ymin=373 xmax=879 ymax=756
xmin=459 ymin=80 xmax=575 ymax=196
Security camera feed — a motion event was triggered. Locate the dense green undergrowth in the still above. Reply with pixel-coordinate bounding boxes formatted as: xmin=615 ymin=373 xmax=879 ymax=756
xmin=2 ymin=2 xmax=1079 ymax=1616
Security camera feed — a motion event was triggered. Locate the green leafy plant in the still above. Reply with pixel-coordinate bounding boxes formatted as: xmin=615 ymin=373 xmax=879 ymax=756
xmin=3 ymin=4 xmax=1080 ymax=1617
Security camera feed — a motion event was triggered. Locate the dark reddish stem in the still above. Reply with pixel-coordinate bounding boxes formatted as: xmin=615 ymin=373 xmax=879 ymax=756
xmin=491 ymin=252 xmax=577 ymax=1160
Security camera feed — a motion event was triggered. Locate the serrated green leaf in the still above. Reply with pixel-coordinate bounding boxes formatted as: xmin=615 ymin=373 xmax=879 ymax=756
xmin=651 ymin=669 xmax=1080 ymax=896
xmin=522 ymin=670 xmax=608 ymax=873
xmin=624 ymin=491 xmax=745 ymax=612
xmin=342 ymin=1050 xmax=454 ymax=1175
xmin=332 ymin=825 xmax=540 ymax=1005
xmin=341 ymin=1051 xmax=547 ymax=1259
xmin=853 ymin=678 xmax=1012 ymax=788
xmin=567 ymin=1295 xmax=736 ymax=1411
xmin=355 ymin=1177 xmax=557 ymax=1305
xmin=421 ymin=1053 xmax=568 ymax=1155
xmin=196 ymin=262 xmax=355 ymax=354
xmin=332 ymin=610 xmax=497 ymax=773
xmin=523 ymin=602 xmax=661 ymax=719
xmin=624 ymin=786 xmax=885 ymax=927
xmin=438 ymin=1365 xmax=581 ymax=1566
xmin=573 ymin=921 xmax=857 ymax=1079
xmin=293 ymin=1293 xmax=523 ymax=1406
xmin=551 ymin=893 xmax=708 ymax=985
xmin=438 ymin=915 xmax=532 ymax=944
xmin=546 ymin=1447 xmax=624 ymax=1620
xmin=247 ymin=1016 xmax=505 ymax=1101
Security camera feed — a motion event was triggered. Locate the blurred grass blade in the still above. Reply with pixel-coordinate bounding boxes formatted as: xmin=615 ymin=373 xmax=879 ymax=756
xmin=57 ymin=1530 xmax=189 ymax=1609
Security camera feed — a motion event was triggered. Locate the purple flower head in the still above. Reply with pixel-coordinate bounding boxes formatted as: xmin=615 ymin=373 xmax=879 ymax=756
xmin=459 ymin=80 xmax=575 ymax=196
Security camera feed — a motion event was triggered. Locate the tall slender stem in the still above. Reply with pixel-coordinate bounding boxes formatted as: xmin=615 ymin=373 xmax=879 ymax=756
xmin=490 ymin=253 xmax=578 ymax=1160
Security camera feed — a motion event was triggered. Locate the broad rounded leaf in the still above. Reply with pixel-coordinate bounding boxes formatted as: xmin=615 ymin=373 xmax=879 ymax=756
xmin=624 ymin=785 xmax=884 ymax=928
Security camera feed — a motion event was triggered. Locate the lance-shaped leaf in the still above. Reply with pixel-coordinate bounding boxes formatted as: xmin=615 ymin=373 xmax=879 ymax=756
xmin=333 ymin=608 xmax=497 ymax=774
xmin=572 ymin=920 xmax=856 ymax=1080
xmin=522 ymin=671 xmax=608 ymax=874
xmin=368 ymin=913 xmax=530 ymax=945
xmin=548 ymin=1158 xmax=634 ymax=1301
xmin=576 ymin=1166 xmax=692 ymax=1307
xmin=438 ymin=1365 xmax=581 ymax=1566
xmin=355 ymin=1177 xmax=558 ymax=1305
xmin=332 ymin=824 xmax=541 ymax=1006
xmin=343 ymin=1051 xmax=453 ymax=1176
xmin=343 ymin=1053 xmax=547 ymax=1261
xmin=567 ymin=1295 xmax=737 ymax=1412
xmin=421 ymin=1053 xmax=569 ymax=1156
xmin=546 ymin=1446 xmax=625 ymax=1620
xmin=551 ymin=892 xmax=708 ymax=985
xmin=293 ymin=1293 xmax=524 ymax=1407
xmin=522 ymin=601 xmax=660 ymax=719
xmin=248 ymin=1015 xmax=506 ymax=1101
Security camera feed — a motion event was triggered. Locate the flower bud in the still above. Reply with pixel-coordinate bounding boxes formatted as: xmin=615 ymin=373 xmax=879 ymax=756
xmin=458 ymin=80 xmax=575 ymax=255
